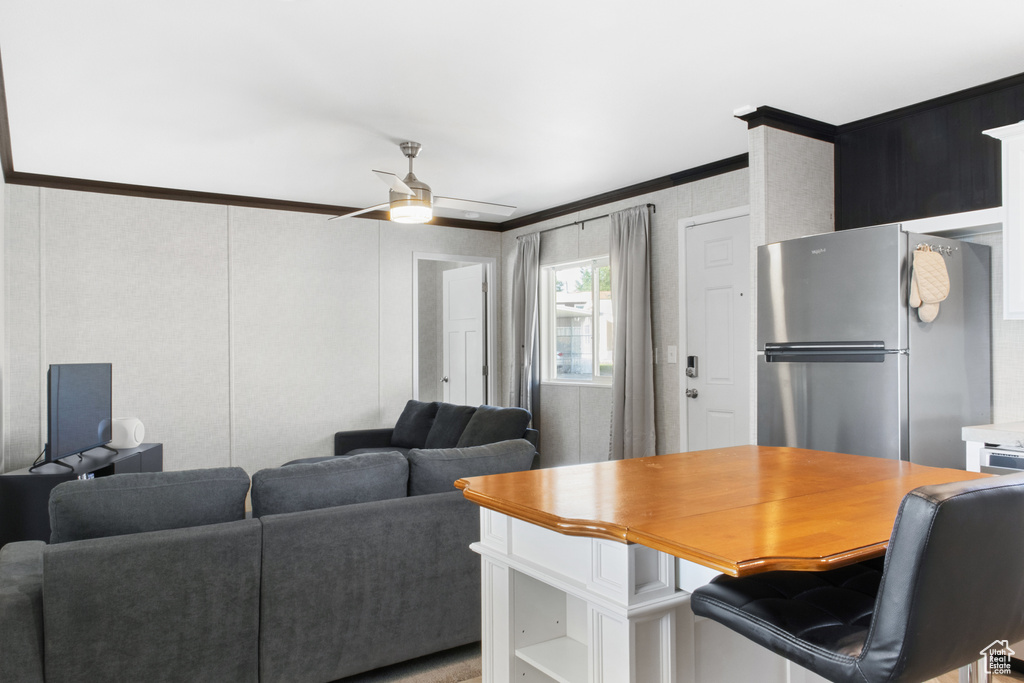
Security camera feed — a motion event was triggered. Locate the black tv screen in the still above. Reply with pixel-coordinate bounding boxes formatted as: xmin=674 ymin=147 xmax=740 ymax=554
xmin=47 ymin=363 xmax=112 ymax=461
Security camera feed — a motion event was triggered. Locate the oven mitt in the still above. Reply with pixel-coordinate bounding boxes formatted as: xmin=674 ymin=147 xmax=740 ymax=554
xmin=910 ymin=246 xmax=949 ymax=323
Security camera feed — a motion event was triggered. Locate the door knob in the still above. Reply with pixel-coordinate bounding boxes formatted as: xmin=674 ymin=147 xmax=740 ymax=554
xmin=685 ymin=388 xmax=698 ymax=398
xmin=441 ymin=376 xmax=449 ymax=383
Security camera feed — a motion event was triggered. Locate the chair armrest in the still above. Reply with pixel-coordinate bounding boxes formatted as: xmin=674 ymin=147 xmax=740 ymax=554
xmin=0 ymin=541 xmax=45 ymax=683
xmin=335 ymin=428 xmax=394 ymax=455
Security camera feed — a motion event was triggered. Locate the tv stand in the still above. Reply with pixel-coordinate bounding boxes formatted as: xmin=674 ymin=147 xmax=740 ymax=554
xmin=28 ymin=457 xmax=74 ymax=473
xmin=0 ymin=443 xmax=163 ymax=546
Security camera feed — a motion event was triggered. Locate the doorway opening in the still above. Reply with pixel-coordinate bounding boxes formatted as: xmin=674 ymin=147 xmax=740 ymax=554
xmin=413 ymin=253 xmax=496 ymax=405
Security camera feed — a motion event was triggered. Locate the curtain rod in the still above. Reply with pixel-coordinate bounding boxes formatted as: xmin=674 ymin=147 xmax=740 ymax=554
xmin=531 ymin=203 xmax=656 ymax=236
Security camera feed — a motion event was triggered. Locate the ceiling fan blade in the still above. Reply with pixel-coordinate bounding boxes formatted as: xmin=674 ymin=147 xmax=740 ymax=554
xmin=373 ymin=170 xmax=415 ymax=196
xmin=433 ymin=196 xmax=516 ymax=216
xmin=327 ymin=203 xmax=389 ymax=221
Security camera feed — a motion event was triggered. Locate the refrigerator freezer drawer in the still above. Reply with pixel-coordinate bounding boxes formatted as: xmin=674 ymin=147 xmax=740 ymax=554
xmin=758 ymin=353 xmax=908 ymax=461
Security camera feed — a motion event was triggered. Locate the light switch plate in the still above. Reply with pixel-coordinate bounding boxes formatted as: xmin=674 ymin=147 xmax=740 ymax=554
xmin=667 ymin=345 xmax=678 ymax=364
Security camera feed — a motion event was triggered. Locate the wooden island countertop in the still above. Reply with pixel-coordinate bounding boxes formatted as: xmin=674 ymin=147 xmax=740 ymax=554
xmin=456 ymin=445 xmax=988 ymax=577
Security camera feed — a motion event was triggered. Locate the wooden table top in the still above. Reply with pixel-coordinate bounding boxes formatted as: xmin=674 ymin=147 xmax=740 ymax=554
xmin=455 ymin=445 xmax=989 ymax=577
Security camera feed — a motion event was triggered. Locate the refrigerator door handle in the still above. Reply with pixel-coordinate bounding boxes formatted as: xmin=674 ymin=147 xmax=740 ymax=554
xmin=764 ymin=341 xmax=890 ymax=363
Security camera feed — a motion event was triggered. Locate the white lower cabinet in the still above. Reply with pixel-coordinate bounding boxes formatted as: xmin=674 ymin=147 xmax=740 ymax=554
xmin=513 ymin=572 xmax=589 ymax=682
xmin=474 ymin=508 xmax=829 ymax=683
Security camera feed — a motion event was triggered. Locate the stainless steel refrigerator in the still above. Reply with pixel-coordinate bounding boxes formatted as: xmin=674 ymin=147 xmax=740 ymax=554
xmin=757 ymin=224 xmax=991 ymax=469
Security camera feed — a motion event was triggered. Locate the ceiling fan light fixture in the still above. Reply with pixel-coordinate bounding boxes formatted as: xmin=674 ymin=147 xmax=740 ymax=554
xmin=388 ymin=174 xmax=433 ymax=224
xmin=390 ymin=200 xmax=433 ymax=224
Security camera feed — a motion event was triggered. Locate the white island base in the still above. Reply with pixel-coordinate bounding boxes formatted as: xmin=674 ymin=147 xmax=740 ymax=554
xmin=472 ymin=509 xmax=830 ymax=683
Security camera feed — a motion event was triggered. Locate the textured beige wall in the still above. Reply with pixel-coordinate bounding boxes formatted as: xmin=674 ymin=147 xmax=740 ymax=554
xmin=2 ymin=185 xmax=500 ymax=473
xmin=499 ymin=169 xmax=750 ymax=467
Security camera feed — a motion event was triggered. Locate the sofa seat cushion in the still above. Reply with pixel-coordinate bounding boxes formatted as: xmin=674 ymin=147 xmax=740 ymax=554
xmin=407 ymin=440 xmax=537 ymax=496
xmin=456 ymin=405 xmax=532 ymax=447
xmin=424 ymin=403 xmax=477 ymax=449
xmin=346 ymin=446 xmax=412 ymax=456
xmin=391 ymin=400 xmax=439 ymax=448
xmin=48 ymin=467 xmax=251 ymax=544
xmin=252 ymin=452 xmax=408 ymax=517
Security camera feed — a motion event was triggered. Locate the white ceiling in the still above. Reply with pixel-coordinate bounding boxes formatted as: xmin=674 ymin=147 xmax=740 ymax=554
xmin=2 ymin=0 xmax=1024 ymax=224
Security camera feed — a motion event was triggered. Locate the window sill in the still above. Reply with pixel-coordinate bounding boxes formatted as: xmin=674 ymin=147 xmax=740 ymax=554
xmin=541 ymin=380 xmax=613 ymax=389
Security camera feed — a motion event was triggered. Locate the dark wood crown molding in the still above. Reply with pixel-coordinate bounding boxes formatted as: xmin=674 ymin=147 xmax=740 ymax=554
xmin=837 ymin=71 xmax=1024 ymax=134
xmin=0 ymin=170 xmax=504 ymax=230
xmin=736 ymin=106 xmax=837 ymax=143
xmin=499 ymin=154 xmax=749 ymax=231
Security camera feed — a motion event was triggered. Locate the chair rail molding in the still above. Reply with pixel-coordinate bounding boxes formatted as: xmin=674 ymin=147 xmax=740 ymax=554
xmin=984 ymin=120 xmax=1024 ymax=320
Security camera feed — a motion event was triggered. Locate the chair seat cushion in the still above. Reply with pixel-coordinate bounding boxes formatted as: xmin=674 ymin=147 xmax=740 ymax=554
xmin=691 ymin=558 xmax=883 ymax=662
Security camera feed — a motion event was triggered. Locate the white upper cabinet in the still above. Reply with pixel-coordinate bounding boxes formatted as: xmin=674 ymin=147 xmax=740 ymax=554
xmin=985 ymin=120 xmax=1024 ymax=320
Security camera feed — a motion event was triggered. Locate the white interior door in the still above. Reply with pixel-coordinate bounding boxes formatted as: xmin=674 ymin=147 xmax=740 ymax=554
xmin=443 ymin=264 xmax=486 ymax=405
xmin=685 ymin=215 xmax=750 ymax=451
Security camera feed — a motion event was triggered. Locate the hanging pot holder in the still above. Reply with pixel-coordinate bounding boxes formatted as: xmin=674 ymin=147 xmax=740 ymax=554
xmin=910 ymin=246 xmax=949 ymax=322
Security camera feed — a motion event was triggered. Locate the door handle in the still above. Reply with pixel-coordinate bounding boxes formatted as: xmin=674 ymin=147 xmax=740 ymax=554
xmin=685 ymin=388 xmax=698 ymax=399
xmin=441 ymin=376 xmax=449 ymax=383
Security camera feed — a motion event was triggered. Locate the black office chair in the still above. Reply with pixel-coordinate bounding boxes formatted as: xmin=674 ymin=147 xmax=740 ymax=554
xmin=691 ymin=471 xmax=1024 ymax=683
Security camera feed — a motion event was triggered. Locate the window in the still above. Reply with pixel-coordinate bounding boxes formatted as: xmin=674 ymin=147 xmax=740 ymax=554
xmin=540 ymin=257 xmax=613 ymax=384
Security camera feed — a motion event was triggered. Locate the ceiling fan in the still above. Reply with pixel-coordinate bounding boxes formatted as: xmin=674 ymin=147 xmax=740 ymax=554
xmin=329 ymin=141 xmax=516 ymax=224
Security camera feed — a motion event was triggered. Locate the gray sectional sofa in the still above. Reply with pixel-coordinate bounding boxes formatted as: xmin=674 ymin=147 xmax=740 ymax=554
xmin=0 ymin=438 xmax=537 ymax=683
xmin=332 ymin=400 xmax=539 ymax=459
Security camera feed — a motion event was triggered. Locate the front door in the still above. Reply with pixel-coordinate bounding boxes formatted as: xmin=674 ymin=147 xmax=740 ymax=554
xmin=684 ymin=214 xmax=751 ymax=450
xmin=442 ymin=264 xmax=486 ymax=405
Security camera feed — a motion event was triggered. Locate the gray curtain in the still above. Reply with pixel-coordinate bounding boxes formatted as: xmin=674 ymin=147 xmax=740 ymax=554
xmin=511 ymin=233 xmax=540 ymax=420
xmin=609 ymin=205 xmax=656 ymax=459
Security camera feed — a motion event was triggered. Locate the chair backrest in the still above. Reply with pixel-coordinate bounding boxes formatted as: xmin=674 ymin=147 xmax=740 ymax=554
xmin=860 ymin=471 xmax=1024 ymax=682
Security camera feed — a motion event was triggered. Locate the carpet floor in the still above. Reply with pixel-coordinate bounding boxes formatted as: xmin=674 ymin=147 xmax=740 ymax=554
xmin=332 ymin=642 xmax=481 ymax=683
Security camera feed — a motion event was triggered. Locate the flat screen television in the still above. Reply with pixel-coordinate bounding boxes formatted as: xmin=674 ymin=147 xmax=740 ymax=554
xmin=31 ymin=363 xmax=112 ymax=472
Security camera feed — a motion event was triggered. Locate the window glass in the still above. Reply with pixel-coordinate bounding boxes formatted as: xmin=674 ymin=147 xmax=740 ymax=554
xmin=543 ymin=257 xmax=612 ymax=384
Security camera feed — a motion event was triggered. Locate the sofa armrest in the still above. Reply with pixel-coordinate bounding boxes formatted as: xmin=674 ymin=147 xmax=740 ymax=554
xmin=335 ymin=428 xmax=394 ymax=455
xmin=42 ymin=520 xmax=262 ymax=683
xmin=0 ymin=541 xmax=45 ymax=683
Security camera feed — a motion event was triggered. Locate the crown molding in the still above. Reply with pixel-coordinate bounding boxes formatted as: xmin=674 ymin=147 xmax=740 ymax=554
xmin=1 ymin=170 xmax=504 ymax=231
xmin=837 ymin=71 xmax=1024 ymax=134
xmin=736 ymin=106 xmax=837 ymax=143
xmin=499 ymin=154 xmax=749 ymax=231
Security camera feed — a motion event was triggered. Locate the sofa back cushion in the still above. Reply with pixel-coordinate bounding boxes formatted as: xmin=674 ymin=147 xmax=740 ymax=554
xmin=48 ymin=467 xmax=251 ymax=544
xmin=391 ymin=399 xmax=439 ymax=448
xmin=407 ymin=439 xmax=537 ymax=496
xmin=251 ymin=452 xmax=408 ymax=517
xmin=456 ymin=405 xmax=532 ymax=447
xmin=424 ymin=403 xmax=477 ymax=449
